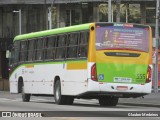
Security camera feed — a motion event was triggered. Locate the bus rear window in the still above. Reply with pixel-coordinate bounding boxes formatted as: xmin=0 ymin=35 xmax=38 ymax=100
xmin=95 ymin=24 xmax=149 ymax=52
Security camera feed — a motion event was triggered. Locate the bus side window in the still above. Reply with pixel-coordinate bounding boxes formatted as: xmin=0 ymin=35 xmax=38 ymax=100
xmin=45 ymin=36 xmax=56 ymax=60
xmin=14 ymin=41 xmax=20 ymax=64
xmin=78 ymin=31 xmax=89 ymax=58
xmin=66 ymin=32 xmax=78 ymax=59
xmin=19 ymin=40 xmax=27 ymax=62
xmin=27 ymin=40 xmax=35 ymax=61
xmin=55 ymin=34 xmax=66 ymax=60
xmin=10 ymin=50 xmax=15 ymax=66
xmin=35 ymin=38 xmax=44 ymax=61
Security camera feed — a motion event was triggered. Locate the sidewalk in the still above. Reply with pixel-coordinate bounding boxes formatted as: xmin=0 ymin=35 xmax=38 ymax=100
xmin=119 ymin=92 xmax=160 ymax=107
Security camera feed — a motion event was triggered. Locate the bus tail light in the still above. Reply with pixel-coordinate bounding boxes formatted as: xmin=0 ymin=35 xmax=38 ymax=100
xmin=146 ymin=65 xmax=152 ymax=83
xmin=91 ymin=63 xmax=97 ymax=81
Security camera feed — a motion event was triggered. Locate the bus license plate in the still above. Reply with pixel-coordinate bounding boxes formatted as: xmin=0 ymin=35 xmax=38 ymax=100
xmin=114 ymin=77 xmax=132 ymax=83
xmin=116 ymin=86 xmax=128 ymax=90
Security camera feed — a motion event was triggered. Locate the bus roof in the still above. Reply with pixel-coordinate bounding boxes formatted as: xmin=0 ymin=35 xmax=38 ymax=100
xmin=13 ymin=23 xmax=92 ymax=41
xmin=13 ymin=22 xmax=150 ymax=42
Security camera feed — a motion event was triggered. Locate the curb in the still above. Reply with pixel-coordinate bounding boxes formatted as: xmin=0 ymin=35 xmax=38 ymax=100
xmin=119 ymin=102 xmax=160 ymax=108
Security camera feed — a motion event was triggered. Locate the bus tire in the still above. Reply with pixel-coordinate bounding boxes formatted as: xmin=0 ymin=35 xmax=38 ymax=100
xmin=18 ymin=78 xmax=23 ymax=93
xmin=110 ymin=97 xmax=119 ymax=106
xmin=54 ymin=80 xmax=66 ymax=105
xmin=22 ymin=84 xmax=30 ymax=102
xmin=98 ymin=96 xmax=118 ymax=106
xmin=65 ymin=96 xmax=74 ymax=105
xmin=99 ymin=96 xmax=111 ymax=106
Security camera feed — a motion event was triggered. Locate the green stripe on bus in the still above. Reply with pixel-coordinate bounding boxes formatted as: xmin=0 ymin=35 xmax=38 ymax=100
xmin=14 ymin=23 xmax=91 ymax=41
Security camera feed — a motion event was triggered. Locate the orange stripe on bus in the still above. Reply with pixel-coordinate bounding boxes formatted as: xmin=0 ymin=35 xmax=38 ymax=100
xmin=25 ymin=65 xmax=34 ymax=68
xmin=67 ymin=62 xmax=87 ymax=70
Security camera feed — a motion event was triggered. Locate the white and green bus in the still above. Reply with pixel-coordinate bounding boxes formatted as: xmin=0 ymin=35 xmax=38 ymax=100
xmin=9 ymin=22 xmax=153 ymax=106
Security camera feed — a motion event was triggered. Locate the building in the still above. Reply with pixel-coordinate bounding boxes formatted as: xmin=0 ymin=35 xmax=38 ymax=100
xmin=0 ymin=0 xmax=157 ymax=90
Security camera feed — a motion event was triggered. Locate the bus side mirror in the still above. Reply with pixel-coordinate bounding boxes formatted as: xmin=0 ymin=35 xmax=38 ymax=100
xmin=6 ymin=50 xmax=11 ymax=58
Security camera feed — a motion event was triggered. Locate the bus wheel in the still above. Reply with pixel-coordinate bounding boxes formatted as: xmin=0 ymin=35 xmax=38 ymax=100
xmin=98 ymin=96 xmax=118 ymax=106
xmin=65 ymin=96 xmax=74 ymax=105
xmin=54 ymin=80 xmax=66 ymax=105
xmin=99 ymin=96 xmax=111 ymax=106
xmin=110 ymin=97 xmax=119 ymax=106
xmin=22 ymin=84 xmax=30 ymax=102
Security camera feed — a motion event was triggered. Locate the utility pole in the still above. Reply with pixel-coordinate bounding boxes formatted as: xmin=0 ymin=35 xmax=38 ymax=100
xmin=108 ymin=0 xmax=112 ymax=22
xmin=48 ymin=0 xmax=56 ymax=29
xmin=19 ymin=9 xmax=21 ymax=34
xmin=13 ymin=9 xmax=21 ymax=35
xmin=48 ymin=8 xmax=52 ymax=29
xmin=125 ymin=3 xmax=128 ymax=23
xmin=116 ymin=0 xmax=121 ymax=22
xmin=154 ymin=0 xmax=159 ymax=93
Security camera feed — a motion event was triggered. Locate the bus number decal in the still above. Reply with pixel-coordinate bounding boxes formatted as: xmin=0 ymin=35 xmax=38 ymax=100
xmin=136 ymin=74 xmax=146 ymax=80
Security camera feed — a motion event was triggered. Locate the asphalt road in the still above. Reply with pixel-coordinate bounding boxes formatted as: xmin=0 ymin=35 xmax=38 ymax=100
xmin=0 ymin=91 xmax=159 ymax=120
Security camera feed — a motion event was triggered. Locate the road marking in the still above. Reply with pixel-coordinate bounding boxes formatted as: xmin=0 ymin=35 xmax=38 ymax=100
xmin=0 ymin=98 xmax=12 ymax=101
xmin=0 ymin=97 xmax=56 ymax=103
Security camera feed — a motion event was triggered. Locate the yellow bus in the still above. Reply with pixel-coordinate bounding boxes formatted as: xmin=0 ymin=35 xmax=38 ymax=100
xmin=9 ymin=22 xmax=152 ymax=106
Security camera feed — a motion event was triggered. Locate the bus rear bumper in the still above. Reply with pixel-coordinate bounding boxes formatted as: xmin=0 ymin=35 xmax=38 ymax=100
xmin=86 ymin=79 xmax=152 ymax=98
